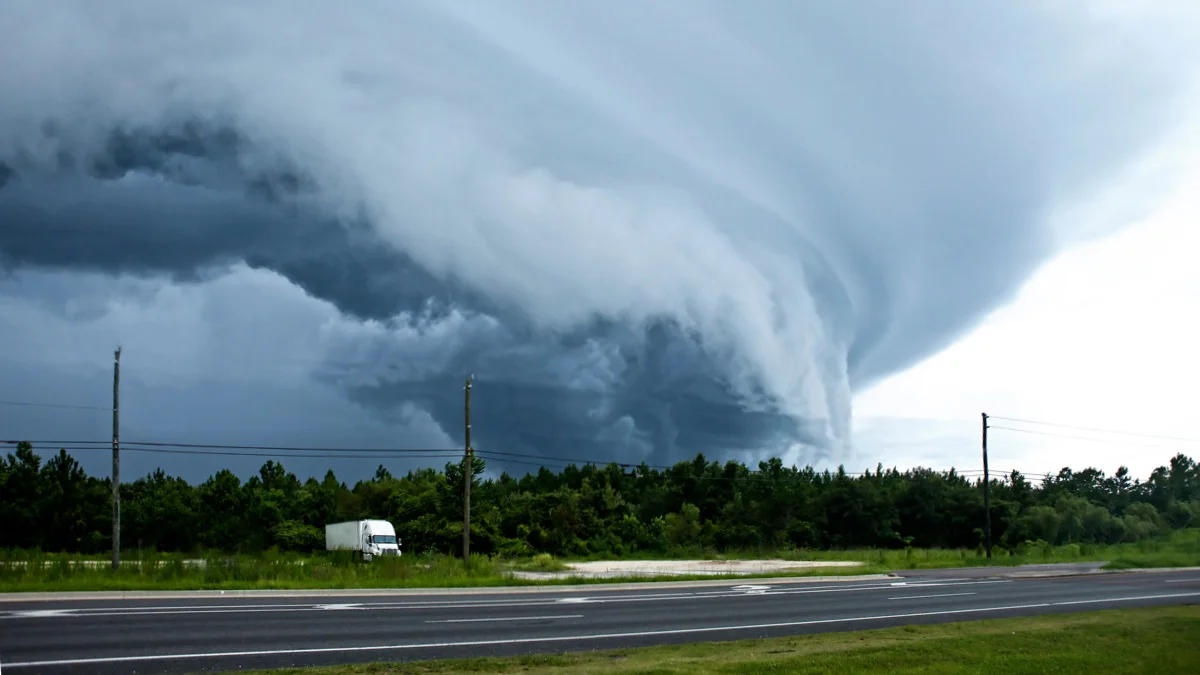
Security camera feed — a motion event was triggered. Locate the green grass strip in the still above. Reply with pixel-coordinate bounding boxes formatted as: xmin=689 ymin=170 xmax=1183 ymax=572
xmin=243 ymin=605 xmax=1200 ymax=675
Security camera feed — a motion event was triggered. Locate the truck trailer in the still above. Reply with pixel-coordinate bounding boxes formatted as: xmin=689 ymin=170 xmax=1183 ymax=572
xmin=324 ymin=519 xmax=401 ymax=559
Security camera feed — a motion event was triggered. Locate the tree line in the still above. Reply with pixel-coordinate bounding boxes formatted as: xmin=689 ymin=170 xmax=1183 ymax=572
xmin=2 ymin=441 xmax=1197 ymax=556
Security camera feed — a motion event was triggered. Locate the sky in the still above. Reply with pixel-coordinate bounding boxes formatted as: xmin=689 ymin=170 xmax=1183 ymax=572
xmin=853 ymin=145 xmax=1200 ymax=481
xmin=1 ymin=1 xmax=1198 ymax=483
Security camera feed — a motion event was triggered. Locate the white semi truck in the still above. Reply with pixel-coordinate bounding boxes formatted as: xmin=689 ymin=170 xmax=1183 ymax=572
xmin=324 ymin=519 xmax=401 ymax=559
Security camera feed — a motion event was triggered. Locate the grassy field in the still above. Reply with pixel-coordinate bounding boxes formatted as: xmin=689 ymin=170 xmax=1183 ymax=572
xmin=0 ymin=550 xmax=882 ymax=593
xmin=0 ymin=551 xmax=512 ymax=592
xmin=2 ymin=529 xmax=1195 ymax=592
xmin=1101 ymin=529 xmax=1200 ymax=569
xmin=559 ymin=528 xmax=1200 ymax=570
xmin=240 ymin=606 xmax=1200 ymax=675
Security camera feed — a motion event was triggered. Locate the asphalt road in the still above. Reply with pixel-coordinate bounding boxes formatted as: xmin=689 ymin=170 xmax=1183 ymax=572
xmin=2 ymin=568 xmax=1198 ymax=675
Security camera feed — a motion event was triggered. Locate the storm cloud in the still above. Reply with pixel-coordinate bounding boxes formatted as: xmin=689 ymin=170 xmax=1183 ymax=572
xmin=0 ymin=0 xmax=1193 ymax=479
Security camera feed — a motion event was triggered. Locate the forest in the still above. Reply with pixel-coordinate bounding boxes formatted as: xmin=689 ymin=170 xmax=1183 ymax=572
xmin=2 ymin=441 xmax=1198 ymax=557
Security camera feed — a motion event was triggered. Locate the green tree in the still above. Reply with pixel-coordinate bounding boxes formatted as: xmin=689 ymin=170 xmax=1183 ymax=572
xmin=663 ymin=502 xmax=702 ymax=549
xmin=3 ymin=444 xmax=1197 ymax=559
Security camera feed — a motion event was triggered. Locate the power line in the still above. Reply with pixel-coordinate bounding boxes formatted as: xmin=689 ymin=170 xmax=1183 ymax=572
xmin=127 ymin=440 xmax=461 ymax=453
xmin=24 ymin=444 xmax=464 ymax=461
xmin=472 ymin=448 xmax=1008 ymax=478
xmin=476 ymin=454 xmax=581 ymax=472
xmin=988 ymin=426 xmax=1195 ymax=453
xmin=3 ymin=439 xmax=462 ymax=453
xmin=129 ymin=448 xmax=460 ymax=461
xmin=21 ymin=443 xmax=664 ymax=474
xmin=0 ymin=400 xmax=113 ymax=411
xmin=2 ymin=440 xmax=112 ymax=446
xmin=14 ymin=441 xmax=1024 ymax=483
xmin=474 ymin=448 xmax=676 ymax=471
xmin=7 ymin=439 xmax=764 ymax=473
xmin=470 ymin=448 xmax=1006 ymax=477
xmin=453 ymin=446 xmax=1017 ymax=478
xmin=989 ymin=415 xmax=1200 ymax=444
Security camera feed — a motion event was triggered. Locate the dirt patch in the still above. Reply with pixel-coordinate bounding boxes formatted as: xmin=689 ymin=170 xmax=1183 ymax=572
xmin=511 ymin=559 xmax=864 ymax=580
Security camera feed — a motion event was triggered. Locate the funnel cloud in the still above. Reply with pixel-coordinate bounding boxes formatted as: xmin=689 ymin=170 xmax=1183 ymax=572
xmin=0 ymin=1 xmax=1190 ymax=478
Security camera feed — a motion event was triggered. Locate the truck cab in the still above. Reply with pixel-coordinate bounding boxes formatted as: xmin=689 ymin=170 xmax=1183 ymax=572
xmin=361 ymin=519 xmax=401 ymax=558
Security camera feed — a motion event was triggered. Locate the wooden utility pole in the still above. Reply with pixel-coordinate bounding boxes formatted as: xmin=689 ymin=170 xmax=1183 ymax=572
xmin=112 ymin=346 xmax=121 ymax=570
xmin=981 ymin=412 xmax=992 ymax=559
xmin=462 ymin=375 xmax=473 ymax=566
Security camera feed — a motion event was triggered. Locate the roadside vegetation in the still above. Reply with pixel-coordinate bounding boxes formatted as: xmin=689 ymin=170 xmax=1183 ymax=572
xmin=3 ymin=442 xmax=1197 ymax=559
xmin=3 ymin=530 xmax=1195 ymax=592
xmin=539 ymin=528 xmax=1200 ymax=571
xmin=239 ymin=606 xmax=1200 ymax=675
xmin=1101 ymin=528 xmax=1200 ymax=569
xmin=798 ymin=527 xmax=1200 ymax=571
xmin=2 ymin=440 xmax=1197 ymax=591
xmin=0 ymin=548 xmax=885 ymax=593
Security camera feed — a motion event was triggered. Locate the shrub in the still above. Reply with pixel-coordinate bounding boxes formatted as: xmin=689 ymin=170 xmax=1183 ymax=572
xmin=530 ymin=553 xmax=564 ymax=571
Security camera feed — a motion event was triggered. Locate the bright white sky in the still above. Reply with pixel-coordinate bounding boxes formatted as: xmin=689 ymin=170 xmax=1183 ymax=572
xmin=851 ymin=129 xmax=1200 ymax=482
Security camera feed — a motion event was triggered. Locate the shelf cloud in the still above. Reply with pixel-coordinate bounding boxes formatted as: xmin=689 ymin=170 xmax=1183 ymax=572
xmin=0 ymin=0 xmax=1192 ymax=476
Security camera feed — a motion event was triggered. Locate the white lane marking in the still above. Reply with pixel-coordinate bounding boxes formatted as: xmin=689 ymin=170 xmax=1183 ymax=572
xmin=557 ymin=598 xmax=589 ymax=604
xmin=0 ymin=600 xmax=577 ymax=619
xmin=1051 ymin=593 xmax=1197 ymax=608
xmin=0 ymin=583 xmax=840 ymax=614
xmin=9 ymin=609 xmax=74 ymax=618
xmin=731 ymin=585 xmax=772 ymax=595
xmin=425 ymin=614 xmax=583 ymax=624
xmin=0 ymin=579 xmax=1010 ymax=620
xmin=1164 ymin=580 xmax=1191 ymax=584
xmin=7 ymin=591 xmax=1199 ymax=668
xmin=0 ymin=607 xmax=347 ymax=619
xmin=889 ymin=592 xmax=977 ymax=601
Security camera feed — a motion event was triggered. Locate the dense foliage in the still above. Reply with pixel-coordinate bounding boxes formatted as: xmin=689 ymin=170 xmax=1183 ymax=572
xmin=2 ymin=442 xmax=1197 ymax=556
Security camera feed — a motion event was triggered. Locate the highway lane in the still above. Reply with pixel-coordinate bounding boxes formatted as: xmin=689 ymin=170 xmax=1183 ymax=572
xmin=2 ymin=570 xmax=1198 ymax=674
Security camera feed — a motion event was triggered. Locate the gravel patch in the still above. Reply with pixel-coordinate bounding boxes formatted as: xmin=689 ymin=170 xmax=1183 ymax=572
xmin=513 ymin=559 xmax=864 ymax=580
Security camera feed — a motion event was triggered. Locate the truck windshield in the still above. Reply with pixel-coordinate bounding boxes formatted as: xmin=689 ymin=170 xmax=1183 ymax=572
xmin=372 ymin=535 xmax=397 ymax=545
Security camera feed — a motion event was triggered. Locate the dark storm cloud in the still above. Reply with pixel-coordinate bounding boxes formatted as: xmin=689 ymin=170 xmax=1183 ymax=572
xmin=0 ymin=120 xmax=489 ymax=321
xmin=0 ymin=0 xmax=1194 ymax=477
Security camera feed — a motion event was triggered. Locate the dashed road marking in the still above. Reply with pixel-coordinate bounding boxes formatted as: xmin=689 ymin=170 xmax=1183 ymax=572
xmin=426 ymin=614 xmax=583 ymax=624
xmin=889 ymin=592 xmax=977 ymax=601
xmin=11 ymin=609 xmax=75 ymax=618
xmin=10 ymin=592 xmax=1199 ymax=669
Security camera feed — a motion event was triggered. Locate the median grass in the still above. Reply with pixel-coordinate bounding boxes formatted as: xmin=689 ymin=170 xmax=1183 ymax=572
xmin=242 ymin=605 xmax=1200 ymax=675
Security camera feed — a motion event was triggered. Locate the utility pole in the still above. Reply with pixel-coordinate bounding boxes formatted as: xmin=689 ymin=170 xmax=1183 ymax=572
xmin=981 ymin=412 xmax=991 ymax=559
xmin=112 ymin=346 xmax=121 ymax=570
xmin=462 ymin=375 xmax=473 ymax=567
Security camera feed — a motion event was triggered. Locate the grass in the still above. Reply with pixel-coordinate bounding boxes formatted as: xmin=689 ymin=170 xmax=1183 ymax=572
xmin=509 ymin=553 xmax=571 ymax=572
xmin=559 ymin=528 xmax=1200 ymax=571
xmin=1102 ymin=529 xmax=1200 ymax=569
xmin=240 ymin=605 xmax=1200 ymax=674
xmin=0 ymin=550 xmax=514 ymax=592
xmin=2 ymin=530 xmax=1195 ymax=593
xmin=0 ymin=550 xmax=883 ymax=593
